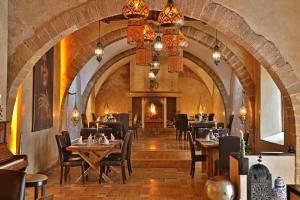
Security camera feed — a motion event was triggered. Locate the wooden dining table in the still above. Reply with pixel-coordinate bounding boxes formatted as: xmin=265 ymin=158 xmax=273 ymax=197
xmin=195 ymin=138 xmax=219 ymax=178
xmin=67 ymin=140 xmax=122 ymax=183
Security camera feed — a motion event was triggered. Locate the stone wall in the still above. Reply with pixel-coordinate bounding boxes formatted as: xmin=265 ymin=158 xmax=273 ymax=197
xmin=95 ymin=64 xmax=130 ymax=115
xmin=19 ymin=46 xmax=60 ymax=173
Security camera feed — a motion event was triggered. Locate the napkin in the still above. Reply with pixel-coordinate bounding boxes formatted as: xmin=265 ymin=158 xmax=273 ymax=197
xmin=104 ymin=136 xmax=109 ymax=144
xmin=205 ymin=134 xmax=210 ymax=141
xmin=111 ymin=133 xmax=115 ymax=141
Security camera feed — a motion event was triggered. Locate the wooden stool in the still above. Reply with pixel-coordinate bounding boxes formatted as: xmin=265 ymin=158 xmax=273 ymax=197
xmin=25 ymin=174 xmax=48 ymax=200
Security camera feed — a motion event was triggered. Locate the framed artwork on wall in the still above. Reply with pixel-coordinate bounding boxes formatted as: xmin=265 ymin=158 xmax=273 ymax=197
xmin=32 ymin=48 xmax=54 ymax=132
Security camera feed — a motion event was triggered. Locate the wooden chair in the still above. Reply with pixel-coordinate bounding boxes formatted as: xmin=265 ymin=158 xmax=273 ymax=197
xmin=92 ymin=113 xmax=97 ymax=122
xmin=188 ymin=132 xmax=206 ymax=178
xmin=177 ymin=114 xmax=189 ymax=141
xmin=55 ymin=135 xmax=85 ymax=184
xmin=208 ymin=113 xmax=215 ymax=121
xmin=0 ymin=169 xmax=26 ymax=200
xmin=99 ymin=132 xmax=132 ymax=184
xmin=216 ymin=136 xmax=240 ymax=176
xmin=81 ymin=114 xmax=89 ymax=128
xmin=226 ymin=115 xmax=234 ymax=133
xmin=129 ymin=114 xmax=140 ymax=139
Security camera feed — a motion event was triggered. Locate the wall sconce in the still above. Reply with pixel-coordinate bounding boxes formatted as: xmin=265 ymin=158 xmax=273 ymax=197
xmin=239 ymin=91 xmax=247 ymax=124
xmin=68 ymin=92 xmax=80 ymax=126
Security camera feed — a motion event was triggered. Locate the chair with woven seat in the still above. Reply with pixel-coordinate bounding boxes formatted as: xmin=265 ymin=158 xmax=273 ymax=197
xmin=99 ymin=131 xmax=132 ymax=184
xmin=55 ymin=135 xmax=86 ymax=184
xmin=0 ymin=169 xmax=26 ymax=200
xmin=188 ymin=131 xmax=206 ymax=178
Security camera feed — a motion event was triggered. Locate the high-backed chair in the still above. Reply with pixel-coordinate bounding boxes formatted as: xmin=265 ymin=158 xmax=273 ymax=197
xmin=208 ymin=113 xmax=215 ymax=121
xmin=196 ymin=128 xmax=210 ymax=139
xmin=99 ymin=132 xmax=131 ymax=184
xmin=107 ymin=130 xmax=134 ymax=175
xmin=187 ymin=132 xmax=206 ymax=178
xmin=55 ymin=135 xmax=86 ymax=184
xmin=226 ymin=115 xmax=234 ymax=133
xmin=129 ymin=114 xmax=140 ymax=139
xmin=175 ymin=115 xmax=179 ymax=140
xmin=217 ymin=136 xmax=240 ymax=175
xmin=216 ymin=122 xmax=225 ymax=129
xmin=119 ymin=113 xmax=129 ymax=134
xmin=0 ymin=169 xmax=26 ymax=200
xmin=92 ymin=113 xmax=97 ymax=122
xmin=177 ymin=114 xmax=189 ymax=140
xmin=81 ymin=114 xmax=89 ymax=128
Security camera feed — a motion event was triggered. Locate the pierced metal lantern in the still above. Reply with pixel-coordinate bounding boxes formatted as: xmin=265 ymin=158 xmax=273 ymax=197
xmin=136 ymin=23 xmax=155 ymax=66
xmin=212 ymin=44 xmax=221 ymax=65
xmin=168 ymin=48 xmax=183 ymax=73
xmin=163 ymin=28 xmax=180 ymax=51
xmin=247 ymin=157 xmax=273 ymax=200
xmin=150 ymin=53 xmax=160 ymax=76
xmin=71 ymin=104 xmax=80 ymax=126
xmin=157 ymin=0 xmax=184 ymax=27
xmin=123 ymin=0 xmax=149 ymax=45
xmin=153 ymin=35 xmax=163 ymax=52
xmin=179 ymin=31 xmax=188 ymax=48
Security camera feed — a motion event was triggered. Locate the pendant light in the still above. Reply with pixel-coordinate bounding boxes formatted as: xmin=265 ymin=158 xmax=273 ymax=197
xmin=123 ymin=0 xmax=149 ymax=45
xmin=136 ymin=22 xmax=155 ymax=66
xmin=150 ymin=53 xmax=160 ymax=76
xmin=212 ymin=30 xmax=221 ymax=66
xmin=68 ymin=92 xmax=80 ymax=126
xmin=95 ymin=20 xmax=104 ymax=62
xmin=153 ymin=35 xmax=163 ymax=52
xmin=158 ymin=0 xmax=184 ymax=73
xmin=239 ymin=90 xmax=247 ymax=123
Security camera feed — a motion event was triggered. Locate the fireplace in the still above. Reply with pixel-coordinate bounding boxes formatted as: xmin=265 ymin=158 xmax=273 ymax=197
xmin=144 ymin=98 xmax=164 ymax=128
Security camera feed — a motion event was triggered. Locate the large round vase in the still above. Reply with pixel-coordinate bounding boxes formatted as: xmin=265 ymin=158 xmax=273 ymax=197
xmin=205 ymin=176 xmax=236 ymax=200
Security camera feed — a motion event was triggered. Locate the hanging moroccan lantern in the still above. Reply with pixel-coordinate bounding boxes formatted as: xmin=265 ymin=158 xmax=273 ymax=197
xmin=157 ymin=0 xmax=184 ymax=27
xmin=212 ymin=30 xmax=222 ymax=66
xmin=168 ymin=48 xmax=183 ymax=73
xmin=158 ymin=0 xmax=184 ymax=73
xmin=150 ymin=53 xmax=160 ymax=76
xmin=136 ymin=23 xmax=155 ymax=66
xmin=179 ymin=31 xmax=188 ymax=48
xmin=123 ymin=0 xmax=149 ymax=45
xmin=158 ymin=0 xmax=184 ymax=48
xmin=162 ymin=28 xmax=180 ymax=51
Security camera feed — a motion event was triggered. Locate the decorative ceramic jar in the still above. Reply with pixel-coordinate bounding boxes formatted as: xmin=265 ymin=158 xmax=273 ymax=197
xmin=272 ymin=176 xmax=287 ymax=200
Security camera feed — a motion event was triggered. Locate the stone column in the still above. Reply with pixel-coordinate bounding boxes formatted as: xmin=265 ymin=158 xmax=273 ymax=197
xmin=0 ymin=0 xmax=8 ymax=120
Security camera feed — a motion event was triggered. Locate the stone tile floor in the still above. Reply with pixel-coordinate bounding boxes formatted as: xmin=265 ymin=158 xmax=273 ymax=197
xmin=25 ymin=129 xmax=208 ymax=199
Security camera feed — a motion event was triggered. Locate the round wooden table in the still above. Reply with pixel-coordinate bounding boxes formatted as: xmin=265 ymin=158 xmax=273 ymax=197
xmin=25 ymin=174 xmax=48 ymax=200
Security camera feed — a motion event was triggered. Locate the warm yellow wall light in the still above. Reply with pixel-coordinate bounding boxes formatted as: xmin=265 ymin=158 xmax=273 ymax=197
xmin=10 ymin=85 xmax=23 ymax=154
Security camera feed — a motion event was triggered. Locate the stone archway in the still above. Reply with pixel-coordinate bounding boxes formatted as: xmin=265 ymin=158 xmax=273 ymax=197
xmin=6 ymin=0 xmax=299 ymax=181
xmin=79 ymin=49 xmax=230 ymax=123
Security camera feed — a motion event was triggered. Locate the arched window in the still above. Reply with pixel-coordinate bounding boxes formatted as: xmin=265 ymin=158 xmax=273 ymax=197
xmin=260 ymin=67 xmax=284 ymax=145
